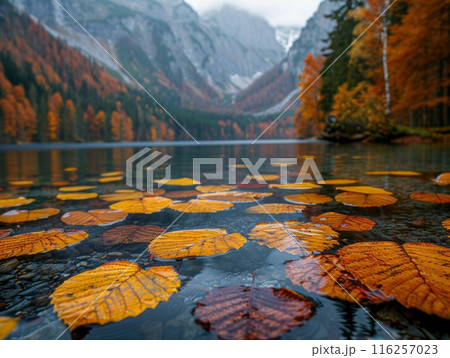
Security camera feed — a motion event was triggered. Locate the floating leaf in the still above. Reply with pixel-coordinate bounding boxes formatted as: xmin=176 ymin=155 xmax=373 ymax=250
xmin=61 ymin=210 xmax=127 ymax=226
xmin=249 ymin=174 xmax=280 ymax=182
xmin=0 ymin=194 xmax=13 ymax=199
xmin=58 ymin=185 xmax=97 ymax=192
xmin=51 ymin=261 xmax=180 ymax=330
xmin=335 ymin=192 xmax=397 ymax=207
xmin=195 ymin=185 xmax=237 ymax=193
xmin=0 ymin=317 xmax=19 ymax=340
xmin=237 ymin=183 xmax=267 ymax=189
xmin=0 ymin=197 xmax=35 ymax=209
xmin=155 ymin=177 xmax=200 ymax=186
xmin=230 ymin=164 xmax=247 ymax=169
xmin=0 ymin=229 xmax=13 ymax=239
xmin=311 ymin=212 xmax=376 ymax=232
xmin=248 ymin=221 xmax=339 ymax=257
xmin=165 ymin=190 xmax=201 ymax=198
xmin=245 ymin=203 xmax=305 ymax=214
xmin=0 ymin=208 xmax=60 ymax=224
xmin=434 ymin=173 xmax=450 ymax=186
xmin=169 ymin=199 xmax=233 ymax=213
xmin=339 ymin=242 xmax=450 ymax=319
xmin=102 ymin=225 xmax=165 ymax=245
xmin=115 ymin=189 xmax=138 ymax=194
xmin=101 ymin=171 xmax=123 ymax=177
xmin=410 ymin=192 xmax=450 ymax=204
xmin=149 ymin=229 xmax=246 ymax=259
xmin=9 ymin=180 xmax=34 ymax=186
xmin=98 ymin=176 xmax=123 ymax=183
xmin=143 ymin=188 xmax=166 ymax=196
xmin=52 ymin=180 xmax=70 ymax=187
xmin=443 ymin=219 xmax=450 ymax=231
xmin=284 ymin=193 xmax=333 ymax=205
xmin=200 ymin=191 xmax=272 ymax=203
xmin=64 ymin=167 xmax=77 ymax=172
xmin=336 ymin=186 xmax=393 ymax=195
xmin=0 ymin=229 xmax=88 ymax=260
xmin=285 ymin=256 xmax=388 ymax=304
xmin=99 ymin=192 xmax=143 ymax=202
xmin=194 ymin=285 xmax=313 ymax=340
xmin=57 ymin=192 xmax=98 ymax=201
xmin=110 ymin=197 xmax=172 ymax=214
xmin=365 ymin=171 xmax=421 ymax=176
xmin=321 ymin=179 xmax=360 ymax=185
xmin=269 ymin=183 xmax=321 ymax=190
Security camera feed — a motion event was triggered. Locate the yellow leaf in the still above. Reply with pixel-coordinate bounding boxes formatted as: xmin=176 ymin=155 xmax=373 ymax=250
xmin=434 ymin=172 xmax=450 ymax=186
xmin=61 ymin=209 xmax=127 ymax=226
xmin=9 ymin=180 xmax=34 ymax=186
xmin=245 ymin=203 xmax=305 ymax=214
xmin=284 ymin=193 xmax=333 ymax=205
xmin=0 ymin=197 xmax=35 ymax=208
xmin=64 ymin=167 xmax=77 ymax=172
xmin=195 ymin=185 xmax=237 ymax=193
xmin=269 ymin=183 xmax=321 ymax=190
xmin=200 ymin=191 xmax=272 ymax=203
xmin=57 ymin=192 xmax=98 ymax=200
xmin=99 ymin=192 xmax=143 ymax=202
xmin=0 ymin=317 xmax=19 ymax=340
xmin=149 ymin=229 xmax=246 ymax=259
xmin=365 ymin=171 xmax=421 ymax=176
xmin=0 ymin=229 xmax=89 ymax=260
xmin=311 ymin=212 xmax=376 ymax=232
xmin=169 ymin=199 xmax=233 ymax=213
xmin=0 ymin=208 xmax=60 ymax=224
xmin=410 ymin=192 xmax=450 ymax=204
xmin=110 ymin=196 xmax=172 ymax=214
xmin=321 ymin=179 xmax=360 ymax=185
xmin=165 ymin=190 xmax=201 ymax=198
xmin=442 ymin=218 xmax=450 ymax=231
xmin=115 ymin=189 xmax=138 ymax=194
xmin=335 ymin=192 xmax=397 ymax=207
xmin=98 ymin=176 xmax=123 ymax=183
xmin=58 ymin=186 xmax=97 ymax=192
xmin=102 ymin=225 xmax=165 ymax=245
xmin=51 ymin=261 xmax=180 ymax=330
xmin=100 ymin=171 xmax=123 ymax=177
xmin=336 ymin=186 xmax=393 ymax=195
xmin=248 ymin=221 xmax=339 ymax=257
xmin=155 ymin=177 xmax=200 ymax=186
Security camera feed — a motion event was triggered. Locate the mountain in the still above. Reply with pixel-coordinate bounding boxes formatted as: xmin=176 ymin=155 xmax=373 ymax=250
xmin=234 ymin=0 xmax=339 ymax=114
xmin=275 ymin=26 xmax=301 ymax=53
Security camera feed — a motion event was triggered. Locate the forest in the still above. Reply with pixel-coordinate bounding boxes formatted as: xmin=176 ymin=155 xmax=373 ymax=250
xmin=294 ymin=0 xmax=450 ymax=141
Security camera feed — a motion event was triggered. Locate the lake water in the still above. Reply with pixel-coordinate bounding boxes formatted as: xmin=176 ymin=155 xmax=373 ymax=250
xmin=0 ymin=140 xmax=449 ymax=340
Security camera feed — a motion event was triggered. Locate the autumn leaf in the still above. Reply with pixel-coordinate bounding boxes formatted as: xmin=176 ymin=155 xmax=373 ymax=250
xmin=248 ymin=221 xmax=339 ymax=257
xmin=0 ymin=229 xmax=13 ymax=239
xmin=99 ymin=192 xmax=143 ymax=202
xmin=336 ymin=186 xmax=393 ymax=195
xmin=442 ymin=219 xmax=450 ymax=231
xmin=339 ymin=242 xmax=450 ymax=319
xmin=237 ymin=183 xmax=267 ymax=189
xmin=311 ymin=212 xmax=376 ymax=232
xmin=0 ymin=317 xmax=19 ymax=340
xmin=0 ymin=208 xmax=60 ymax=224
xmin=321 ymin=179 xmax=360 ymax=185
xmin=285 ymin=256 xmax=388 ymax=304
xmin=149 ymin=229 xmax=246 ymax=259
xmin=245 ymin=203 xmax=306 ymax=214
xmin=61 ymin=209 xmax=127 ymax=226
xmin=57 ymin=192 xmax=98 ymax=201
xmin=168 ymin=199 xmax=233 ymax=213
xmin=410 ymin=192 xmax=450 ymax=204
xmin=52 ymin=180 xmax=70 ymax=187
xmin=64 ymin=167 xmax=77 ymax=173
xmin=165 ymin=190 xmax=201 ymax=198
xmin=434 ymin=173 xmax=450 ymax=186
xmin=110 ymin=197 xmax=172 ymax=214
xmin=335 ymin=192 xmax=397 ymax=207
xmin=194 ymin=285 xmax=314 ymax=339
xmin=195 ymin=185 xmax=237 ymax=193
xmin=98 ymin=176 xmax=123 ymax=183
xmin=0 ymin=193 xmax=13 ymax=199
xmin=51 ymin=261 xmax=180 ymax=330
xmin=0 ymin=197 xmax=35 ymax=209
xmin=100 ymin=171 xmax=123 ymax=177
xmin=249 ymin=174 xmax=280 ymax=182
xmin=9 ymin=180 xmax=34 ymax=186
xmin=58 ymin=185 xmax=96 ymax=192
xmin=284 ymin=193 xmax=333 ymax=205
xmin=200 ymin=191 xmax=272 ymax=203
xmin=0 ymin=229 xmax=88 ymax=260
xmin=155 ymin=178 xmax=200 ymax=186
xmin=365 ymin=171 xmax=421 ymax=176
xmin=269 ymin=183 xmax=321 ymax=190
xmin=102 ymin=225 xmax=165 ymax=245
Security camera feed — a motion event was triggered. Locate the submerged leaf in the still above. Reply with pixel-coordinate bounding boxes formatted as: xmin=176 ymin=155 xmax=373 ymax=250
xmin=311 ymin=212 xmax=376 ymax=232
xmin=51 ymin=261 xmax=180 ymax=330
xmin=149 ymin=229 xmax=246 ymax=259
xmin=248 ymin=221 xmax=339 ymax=257
xmin=57 ymin=192 xmax=98 ymax=201
xmin=110 ymin=196 xmax=172 ymax=214
xmin=0 ymin=197 xmax=35 ymax=209
xmin=165 ymin=190 xmax=201 ymax=198
xmin=99 ymin=192 xmax=143 ymax=202
xmin=434 ymin=173 xmax=450 ymax=186
xmin=200 ymin=191 xmax=272 ymax=203
xmin=0 ymin=229 xmax=88 ymax=260
xmin=365 ymin=171 xmax=421 ymax=176
xmin=58 ymin=186 xmax=96 ymax=192
xmin=169 ymin=199 xmax=233 ymax=213
xmin=61 ymin=209 xmax=127 ymax=226
xmin=284 ymin=193 xmax=333 ymax=205
xmin=269 ymin=183 xmax=321 ymax=190
xmin=102 ymin=225 xmax=165 ymax=245
xmin=0 ymin=208 xmax=60 ymax=224
xmin=155 ymin=177 xmax=200 ymax=186
xmin=194 ymin=285 xmax=314 ymax=340
xmin=410 ymin=192 xmax=450 ymax=204
xmin=0 ymin=317 xmax=19 ymax=340
xmin=336 ymin=186 xmax=393 ymax=195
xmin=245 ymin=203 xmax=305 ymax=214
xmin=335 ymin=192 xmax=397 ymax=207
xmin=195 ymin=185 xmax=237 ymax=193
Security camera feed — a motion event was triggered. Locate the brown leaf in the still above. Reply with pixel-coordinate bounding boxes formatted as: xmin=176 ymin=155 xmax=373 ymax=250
xmin=311 ymin=212 xmax=376 ymax=232
xmin=109 ymin=196 xmax=172 ymax=214
xmin=61 ymin=209 xmax=127 ymax=226
xmin=284 ymin=193 xmax=333 ymax=205
xmin=102 ymin=225 xmax=165 ymax=245
xmin=0 ymin=229 xmax=89 ymax=260
xmin=0 ymin=208 xmax=60 ymax=224
xmin=245 ymin=203 xmax=306 ymax=214
xmin=335 ymin=192 xmax=397 ymax=207
xmin=0 ymin=229 xmax=13 ymax=239
xmin=194 ymin=285 xmax=314 ymax=339
xmin=51 ymin=261 xmax=180 ymax=330
xmin=410 ymin=192 xmax=450 ymax=204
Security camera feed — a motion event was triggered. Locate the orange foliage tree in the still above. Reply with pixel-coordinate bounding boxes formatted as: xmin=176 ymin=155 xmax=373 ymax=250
xmin=111 ymin=101 xmax=134 ymax=141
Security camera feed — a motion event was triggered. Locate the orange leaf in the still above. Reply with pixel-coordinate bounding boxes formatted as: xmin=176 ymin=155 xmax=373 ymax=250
xmin=98 ymin=176 xmax=123 ymax=183
xmin=0 ymin=229 xmax=13 ymax=239
xmin=311 ymin=212 xmax=376 ymax=232
xmin=165 ymin=190 xmax=201 ymax=198
xmin=100 ymin=171 xmax=123 ymax=177
xmin=336 ymin=186 xmax=393 ymax=195
xmin=61 ymin=209 xmax=127 ymax=226
xmin=0 ymin=208 xmax=60 ymax=224
xmin=284 ymin=193 xmax=333 ymax=205
xmin=245 ymin=203 xmax=305 ymax=214
xmin=195 ymin=185 xmax=237 ymax=193
xmin=365 ymin=171 xmax=421 ymax=176
xmin=102 ymin=225 xmax=165 ymax=245
xmin=321 ymin=179 xmax=360 ymax=185
xmin=110 ymin=197 xmax=172 ymax=214
xmin=99 ymin=192 xmax=143 ymax=202
xmin=9 ymin=180 xmax=34 ymax=186
xmin=168 ymin=199 xmax=233 ymax=213
xmin=269 ymin=183 xmax=321 ymax=190
xmin=51 ymin=261 xmax=180 ymax=330
xmin=200 ymin=191 xmax=272 ymax=203
xmin=410 ymin=192 xmax=450 ymax=204
xmin=194 ymin=286 xmax=313 ymax=339
xmin=58 ymin=186 xmax=96 ymax=192
xmin=0 ymin=317 xmax=19 ymax=340
xmin=155 ymin=177 xmax=200 ymax=186
xmin=335 ymin=192 xmax=397 ymax=207
xmin=442 ymin=219 xmax=450 ymax=231
xmin=434 ymin=173 xmax=450 ymax=186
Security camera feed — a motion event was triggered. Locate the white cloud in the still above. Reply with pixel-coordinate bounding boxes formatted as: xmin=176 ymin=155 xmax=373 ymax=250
xmin=185 ymin=0 xmax=322 ymax=27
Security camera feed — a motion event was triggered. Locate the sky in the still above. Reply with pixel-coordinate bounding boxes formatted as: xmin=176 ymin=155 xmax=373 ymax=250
xmin=184 ymin=0 xmax=323 ymax=28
